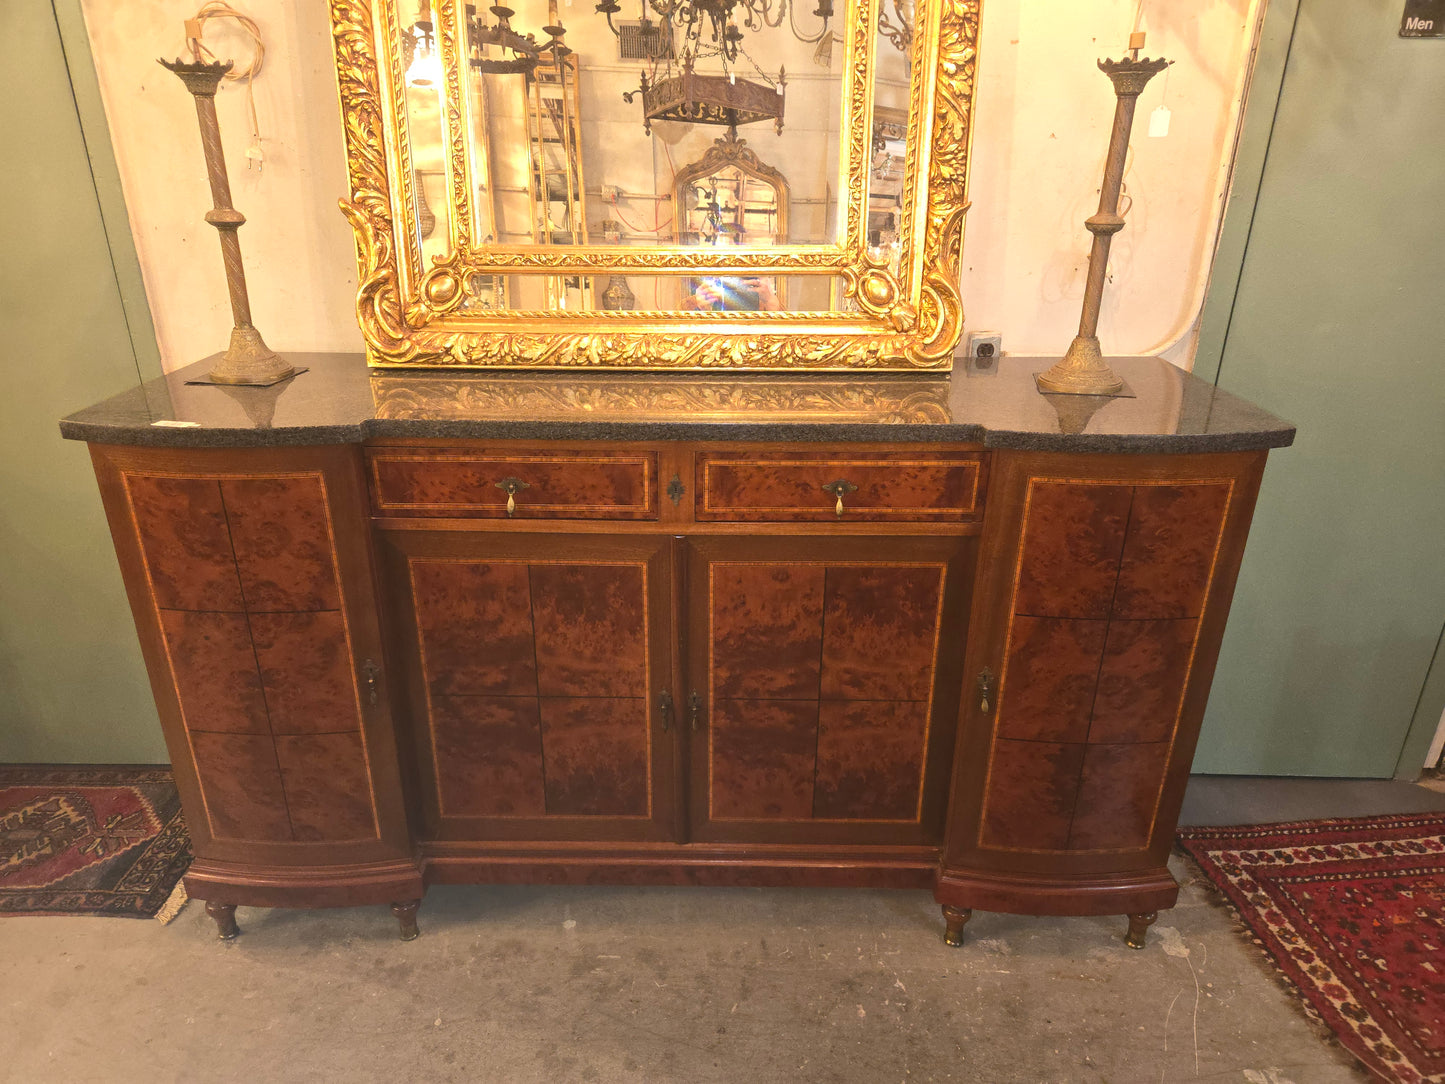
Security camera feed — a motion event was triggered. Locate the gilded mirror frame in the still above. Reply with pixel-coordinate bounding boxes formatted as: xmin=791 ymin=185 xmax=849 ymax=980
xmin=327 ymin=0 xmax=981 ymax=370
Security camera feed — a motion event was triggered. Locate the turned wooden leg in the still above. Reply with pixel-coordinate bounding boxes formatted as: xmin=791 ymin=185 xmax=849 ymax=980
xmin=941 ymin=905 xmax=973 ymax=947
xmin=1125 ymin=911 xmax=1157 ymax=950
xmin=392 ymin=899 xmax=421 ymax=941
xmin=205 ymin=901 xmax=239 ymax=941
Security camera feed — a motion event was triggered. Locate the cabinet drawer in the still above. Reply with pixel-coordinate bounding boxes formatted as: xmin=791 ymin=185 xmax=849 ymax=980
xmin=367 ymin=450 xmax=658 ymax=519
xmin=697 ymin=451 xmax=984 ymax=522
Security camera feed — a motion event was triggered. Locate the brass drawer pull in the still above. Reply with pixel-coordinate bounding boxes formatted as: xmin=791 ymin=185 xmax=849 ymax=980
xmin=659 ymin=689 xmax=674 ymax=732
xmin=362 ymin=659 xmax=382 ymax=706
xmin=494 ymin=477 xmax=531 ymax=516
xmin=820 ymin=479 xmax=859 ymax=518
xmin=689 ymin=691 xmax=704 ymax=732
xmin=977 ymin=667 xmax=994 ymax=714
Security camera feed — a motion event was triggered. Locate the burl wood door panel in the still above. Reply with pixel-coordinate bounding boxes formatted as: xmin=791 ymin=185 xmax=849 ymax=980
xmin=688 ymin=535 xmax=974 ymax=846
xmin=367 ymin=448 xmax=658 ymax=520
xmin=697 ymin=450 xmax=985 ymax=523
xmin=381 ymin=531 xmax=675 ymax=843
xmin=947 ymin=451 xmax=1267 ymax=879
xmin=91 ymin=445 xmax=411 ymax=869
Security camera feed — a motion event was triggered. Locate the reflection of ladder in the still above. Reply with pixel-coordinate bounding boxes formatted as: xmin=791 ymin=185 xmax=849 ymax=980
xmin=525 ymin=55 xmax=587 ymax=245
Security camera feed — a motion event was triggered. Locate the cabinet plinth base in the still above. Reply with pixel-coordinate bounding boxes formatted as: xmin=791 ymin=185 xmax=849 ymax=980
xmin=934 ymin=866 xmax=1179 ymax=919
xmin=420 ymin=847 xmax=938 ymax=890
xmin=184 ymin=857 xmax=424 ymax=911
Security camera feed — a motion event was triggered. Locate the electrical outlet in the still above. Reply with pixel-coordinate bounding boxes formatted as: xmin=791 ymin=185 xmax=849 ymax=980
xmin=964 ymin=331 xmax=1002 ymax=374
xmin=600 ymin=184 xmax=621 ymax=205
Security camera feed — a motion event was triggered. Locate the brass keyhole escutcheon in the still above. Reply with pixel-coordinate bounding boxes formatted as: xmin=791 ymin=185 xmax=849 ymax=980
xmin=821 ymin=479 xmax=858 ymax=518
xmin=494 ymin=477 xmax=531 ymax=517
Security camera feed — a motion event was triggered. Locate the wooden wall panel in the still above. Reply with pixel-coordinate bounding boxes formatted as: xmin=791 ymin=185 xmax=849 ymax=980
xmin=995 ymin=616 xmax=1107 ymax=743
xmin=1113 ymin=484 xmax=1230 ymax=620
xmin=158 ymin=610 xmax=268 ymax=734
xmin=711 ymin=564 xmax=824 ymax=700
xmin=981 ymin=739 xmax=1084 ymax=851
xmin=539 ymin=697 xmax=649 ymax=816
xmin=710 ymin=699 xmax=818 ymax=819
xmin=430 ymin=695 xmax=547 ymax=817
xmin=819 ymin=566 xmax=942 ymax=701
xmin=530 ymin=564 xmax=648 ymax=699
xmin=1089 ymin=619 xmax=1197 ymax=744
xmin=814 ymin=701 xmax=928 ymax=820
xmin=1068 ymin=742 xmax=1171 ymax=850
xmin=1013 ymin=482 xmax=1131 ymax=619
xmin=222 ymin=477 xmax=342 ymax=612
xmin=126 ymin=476 xmax=243 ymax=611
xmin=412 ymin=561 xmax=537 ymax=696
xmin=275 ymin=732 xmax=378 ymax=841
xmin=250 ymin=612 xmax=359 ymax=735
xmin=189 ymin=731 xmax=291 ymax=841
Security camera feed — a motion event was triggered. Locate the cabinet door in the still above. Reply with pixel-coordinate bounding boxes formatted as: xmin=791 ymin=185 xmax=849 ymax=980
xmin=381 ymin=532 xmax=677 ymax=842
xmin=687 ymin=535 xmax=973 ymax=846
xmin=941 ymin=450 xmax=1266 ymax=905
xmin=90 ymin=444 xmax=417 ymax=900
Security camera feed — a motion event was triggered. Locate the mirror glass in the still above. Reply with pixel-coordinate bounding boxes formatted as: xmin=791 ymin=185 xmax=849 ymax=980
xmin=394 ymin=0 xmax=918 ymax=311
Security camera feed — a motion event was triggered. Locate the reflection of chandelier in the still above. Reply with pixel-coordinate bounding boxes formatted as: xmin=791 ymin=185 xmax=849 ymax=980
xmin=625 ymin=59 xmax=786 ymax=135
xmin=876 ymin=0 xmax=912 ymax=53
xmin=599 ymin=0 xmax=830 ymax=134
xmin=404 ymin=2 xmax=569 ymax=84
xmin=465 ymin=1 xmax=570 ymax=76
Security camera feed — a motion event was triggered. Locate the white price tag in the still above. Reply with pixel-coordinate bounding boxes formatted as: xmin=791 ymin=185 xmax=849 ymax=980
xmin=1148 ymin=106 xmax=1171 ymax=139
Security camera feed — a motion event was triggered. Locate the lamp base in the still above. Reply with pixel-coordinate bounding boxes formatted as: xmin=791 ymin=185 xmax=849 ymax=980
xmin=206 ymin=326 xmax=296 ymax=386
xmin=1035 ymin=335 xmax=1127 ymax=396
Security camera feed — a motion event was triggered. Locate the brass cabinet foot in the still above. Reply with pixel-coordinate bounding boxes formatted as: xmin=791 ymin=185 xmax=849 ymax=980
xmin=1125 ymin=911 xmax=1157 ymax=950
xmin=392 ymin=899 xmax=421 ymax=941
xmin=941 ymin=905 xmax=973 ymax=947
xmin=205 ymin=901 xmax=239 ymax=941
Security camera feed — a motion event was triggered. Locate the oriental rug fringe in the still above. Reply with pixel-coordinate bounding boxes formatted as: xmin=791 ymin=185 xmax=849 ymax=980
xmin=1178 ymin=813 xmax=1445 ymax=1083
xmin=0 ymin=765 xmax=192 ymax=920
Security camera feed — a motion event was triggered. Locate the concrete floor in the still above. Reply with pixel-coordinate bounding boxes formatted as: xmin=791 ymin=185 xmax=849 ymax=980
xmin=5 ymin=777 xmax=1443 ymax=1084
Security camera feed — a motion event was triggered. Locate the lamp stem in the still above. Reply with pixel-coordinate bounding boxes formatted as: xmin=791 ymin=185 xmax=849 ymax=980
xmin=1035 ymin=49 xmax=1169 ymax=396
xmin=160 ymin=58 xmax=294 ymax=386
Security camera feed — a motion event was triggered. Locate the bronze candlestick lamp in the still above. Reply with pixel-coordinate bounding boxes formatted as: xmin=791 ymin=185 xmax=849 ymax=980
xmin=1037 ymin=34 xmax=1169 ymax=396
xmin=160 ymin=58 xmax=295 ymax=386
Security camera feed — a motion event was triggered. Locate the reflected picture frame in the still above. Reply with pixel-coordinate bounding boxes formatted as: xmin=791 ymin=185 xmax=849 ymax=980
xmin=327 ymin=0 xmax=981 ymax=370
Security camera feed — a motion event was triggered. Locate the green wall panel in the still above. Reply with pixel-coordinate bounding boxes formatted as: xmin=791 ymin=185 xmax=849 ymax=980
xmin=1196 ymin=0 xmax=1445 ymax=775
xmin=0 ymin=4 xmax=165 ymax=762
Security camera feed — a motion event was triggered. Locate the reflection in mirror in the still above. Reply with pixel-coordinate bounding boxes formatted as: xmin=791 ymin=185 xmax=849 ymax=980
xmin=471 ymin=273 xmax=847 ymax=312
xmin=865 ymin=0 xmax=913 ymax=277
xmin=395 ymin=0 xmax=859 ymax=261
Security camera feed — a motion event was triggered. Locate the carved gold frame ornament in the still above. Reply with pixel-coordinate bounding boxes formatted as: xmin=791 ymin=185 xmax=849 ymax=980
xmin=328 ymin=0 xmax=981 ymax=370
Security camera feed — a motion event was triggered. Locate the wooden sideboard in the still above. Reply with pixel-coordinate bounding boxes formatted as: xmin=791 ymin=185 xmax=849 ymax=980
xmin=63 ymin=354 xmax=1290 ymax=946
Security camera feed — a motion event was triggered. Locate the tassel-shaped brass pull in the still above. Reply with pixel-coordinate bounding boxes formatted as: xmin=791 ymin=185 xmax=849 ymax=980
xmin=820 ymin=479 xmax=858 ymax=518
xmin=977 ymin=667 xmax=994 ymax=714
xmin=689 ymin=691 xmax=703 ymax=732
xmin=494 ymin=477 xmax=531 ymax=517
xmin=658 ymin=689 xmax=674 ymax=732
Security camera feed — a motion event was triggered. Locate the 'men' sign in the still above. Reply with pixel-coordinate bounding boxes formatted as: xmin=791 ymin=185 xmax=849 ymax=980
xmin=1401 ymin=0 xmax=1445 ymax=36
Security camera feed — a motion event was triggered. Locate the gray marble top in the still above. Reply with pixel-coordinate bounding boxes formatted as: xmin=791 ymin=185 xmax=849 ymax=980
xmin=59 ymin=352 xmax=1295 ymax=454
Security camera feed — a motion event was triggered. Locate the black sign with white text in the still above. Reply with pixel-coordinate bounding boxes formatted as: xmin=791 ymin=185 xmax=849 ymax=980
xmin=1401 ymin=0 xmax=1445 ymax=36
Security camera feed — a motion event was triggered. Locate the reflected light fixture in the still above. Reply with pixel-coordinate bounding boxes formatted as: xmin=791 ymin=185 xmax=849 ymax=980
xmin=599 ymin=0 xmax=829 ymax=133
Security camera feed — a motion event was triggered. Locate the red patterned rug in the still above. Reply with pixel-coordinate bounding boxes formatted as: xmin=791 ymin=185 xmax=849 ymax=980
xmin=0 ymin=765 xmax=191 ymax=919
xmin=1178 ymin=813 xmax=1445 ymax=1083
